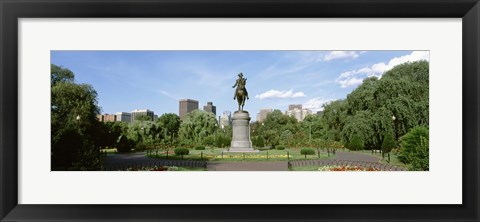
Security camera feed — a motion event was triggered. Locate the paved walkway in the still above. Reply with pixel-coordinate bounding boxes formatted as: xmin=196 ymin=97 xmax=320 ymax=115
xmin=104 ymin=151 xmax=382 ymax=171
xmin=104 ymin=152 xmax=149 ymax=166
xmin=207 ymin=161 xmax=288 ymax=171
xmin=332 ymin=151 xmax=381 ymax=163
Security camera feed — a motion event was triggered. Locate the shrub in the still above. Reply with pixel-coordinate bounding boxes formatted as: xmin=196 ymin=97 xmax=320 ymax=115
xmin=382 ymin=131 xmax=396 ymax=154
xmin=276 ymin=145 xmax=286 ymax=150
xmin=116 ymin=135 xmax=132 ymax=153
xmin=252 ymin=136 xmax=265 ymax=148
xmin=349 ymin=134 xmax=364 ymax=151
xmin=174 ymin=148 xmax=190 ymax=159
xmin=195 ymin=145 xmax=205 ymax=150
xmin=203 ymin=135 xmax=215 ymax=146
xmin=300 ymin=148 xmax=315 ymax=158
xmin=215 ymin=134 xmax=231 ymax=148
xmin=398 ymin=126 xmax=429 ymax=171
xmin=135 ymin=143 xmax=147 ymax=151
xmin=256 ymin=136 xmax=265 ymax=147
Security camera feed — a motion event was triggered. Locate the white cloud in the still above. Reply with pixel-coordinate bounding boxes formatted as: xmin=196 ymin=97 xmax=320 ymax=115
xmin=158 ymin=90 xmax=179 ymax=100
xmin=337 ymin=77 xmax=364 ymax=88
xmin=324 ymin=51 xmax=360 ymax=61
xmin=336 ymin=51 xmax=430 ymax=88
xmin=303 ymin=97 xmax=334 ymax=112
xmin=255 ymin=89 xmax=306 ymax=99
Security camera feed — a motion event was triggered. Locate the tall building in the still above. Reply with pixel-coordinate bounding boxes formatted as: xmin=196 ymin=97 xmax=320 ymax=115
xmin=131 ymin=109 xmax=154 ymax=122
xmin=219 ymin=111 xmax=232 ymax=129
xmin=256 ymin=108 xmax=273 ymax=122
xmin=179 ymin=99 xmax=199 ymax=120
xmin=203 ymin=102 xmax=217 ymax=116
xmin=115 ymin=112 xmax=132 ymax=123
xmin=288 ymin=104 xmax=302 ymax=110
xmin=97 ymin=114 xmax=117 ymax=122
xmin=285 ymin=106 xmax=312 ymax=122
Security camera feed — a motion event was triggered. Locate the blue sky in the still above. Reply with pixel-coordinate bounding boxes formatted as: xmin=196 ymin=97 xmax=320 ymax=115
xmin=51 ymin=50 xmax=429 ymax=121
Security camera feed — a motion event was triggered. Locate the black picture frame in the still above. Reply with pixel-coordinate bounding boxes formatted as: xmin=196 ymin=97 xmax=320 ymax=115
xmin=1 ymin=0 xmax=479 ymax=221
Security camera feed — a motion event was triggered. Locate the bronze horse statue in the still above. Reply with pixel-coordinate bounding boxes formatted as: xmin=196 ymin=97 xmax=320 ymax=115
xmin=233 ymin=73 xmax=249 ymax=111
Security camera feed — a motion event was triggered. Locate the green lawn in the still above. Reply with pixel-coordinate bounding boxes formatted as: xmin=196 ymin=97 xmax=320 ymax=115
xmin=146 ymin=147 xmax=335 ymax=162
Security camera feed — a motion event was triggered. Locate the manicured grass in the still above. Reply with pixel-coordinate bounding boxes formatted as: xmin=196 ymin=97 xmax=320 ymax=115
xmin=146 ymin=147 xmax=335 ymax=162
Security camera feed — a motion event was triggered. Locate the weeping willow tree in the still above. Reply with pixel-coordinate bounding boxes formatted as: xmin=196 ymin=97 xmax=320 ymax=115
xmin=178 ymin=110 xmax=218 ymax=146
xmin=323 ymin=61 xmax=429 ymax=151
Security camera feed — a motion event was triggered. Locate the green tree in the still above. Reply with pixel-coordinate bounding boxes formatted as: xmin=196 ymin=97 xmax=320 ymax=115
xmin=302 ymin=115 xmax=327 ymax=143
xmin=178 ymin=110 xmax=217 ymax=145
xmin=349 ymin=134 xmax=364 ymax=151
xmin=135 ymin=114 xmax=152 ymax=122
xmin=326 ymin=60 xmax=429 ymax=151
xmin=215 ymin=134 xmax=231 ymax=148
xmin=398 ymin=126 xmax=429 ymax=170
xmin=174 ymin=148 xmax=190 ymax=159
xmin=259 ymin=110 xmax=297 ymax=148
xmin=382 ymin=131 xmax=396 ymax=153
xmin=51 ymin=64 xmax=102 ymax=170
xmin=382 ymin=131 xmax=396 ymax=162
xmin=279 ymin=130 xmax=293 ymax=147
xmin=156 ymin=113 xmax=181 ymax=143
xmin=252 ymin=136 xmax=265 ymax=148
xmin=300 ymin=148 xmax=315 ymax=159
xmin=322 ymin=100 xmax=348 ymax=142
xmin=341 ymin=111 xmax=374 ymax=149
xmin=51 ymin=64 xmax=74 ymax=85
xmin=116 ymin=135 xmax=132 ymax=153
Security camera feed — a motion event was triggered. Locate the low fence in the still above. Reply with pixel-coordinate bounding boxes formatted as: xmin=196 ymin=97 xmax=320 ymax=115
xmin=288 ymin=159 xmax=406 ymax=171
xmin=104 ymin=159 xmax=207 ymax=171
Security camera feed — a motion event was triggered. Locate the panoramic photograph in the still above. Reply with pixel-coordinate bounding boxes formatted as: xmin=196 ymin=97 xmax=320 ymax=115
xmin=51 ymin=50 xmax=429 ymax=171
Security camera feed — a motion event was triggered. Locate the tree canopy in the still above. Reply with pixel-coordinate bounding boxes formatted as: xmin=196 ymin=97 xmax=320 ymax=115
xmin=51 ymin=64 xmax=102 ymax=170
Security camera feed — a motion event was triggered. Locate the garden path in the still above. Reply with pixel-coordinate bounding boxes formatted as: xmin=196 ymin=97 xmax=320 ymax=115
xmin=206 ymin=161 xmax=288 ymax=171
xmin=332 ymin=151 xmax=381 ymax=163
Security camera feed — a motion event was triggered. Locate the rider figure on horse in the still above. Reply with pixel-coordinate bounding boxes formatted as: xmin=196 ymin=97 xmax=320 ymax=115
xmin=233 ymin=73 xmax=249 ymax=100
xmin=232 ymin=73 xmax=249 ymax=111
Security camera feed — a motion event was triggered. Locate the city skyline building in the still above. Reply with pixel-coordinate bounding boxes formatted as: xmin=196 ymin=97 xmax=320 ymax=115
xmin=97 ymin=114 xmax=116 ymax=122
xmin=219 ymin=111 xmax=232 ymax=129
xmin=203 ymin=102 xmax=217 ymax=116
xmin=288 ymin=104 xmax=303 ymax=110
xmin=179 ymin=99 xmax=199 ymax=120
xmin=285 ymin=106 xmax=312 ymax=122
xmin=131 ymin=109 xmax=155 ymax=122
xmin=115 ymin=112 xmax=132 ymax=123
xmin=256 ymin=108 xmax=273 ymax=122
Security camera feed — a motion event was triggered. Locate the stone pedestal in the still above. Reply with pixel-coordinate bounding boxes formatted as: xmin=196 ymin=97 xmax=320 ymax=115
xmin=228 ymin=111 xmax=258 ymax=152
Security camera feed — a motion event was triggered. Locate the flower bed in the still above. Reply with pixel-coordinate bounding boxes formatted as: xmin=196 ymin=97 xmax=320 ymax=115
xmin=318 ymin=165 xmax=379 ymax=171
xmin=125 ymin=166 xmax=178 ymax=171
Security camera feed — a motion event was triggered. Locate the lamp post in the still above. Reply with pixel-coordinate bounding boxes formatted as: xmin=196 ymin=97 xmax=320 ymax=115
xmin=392 ymin=115 xmax=397 ymax=143
xmin=309 ymin=122 xmax=312 ymax=145
xmin=390 ymin=115 xmax=397 ymax=162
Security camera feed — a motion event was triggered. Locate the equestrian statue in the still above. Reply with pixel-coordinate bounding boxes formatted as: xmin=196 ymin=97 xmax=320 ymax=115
xmin=232 ymin=73 xmax=249 ymax=111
